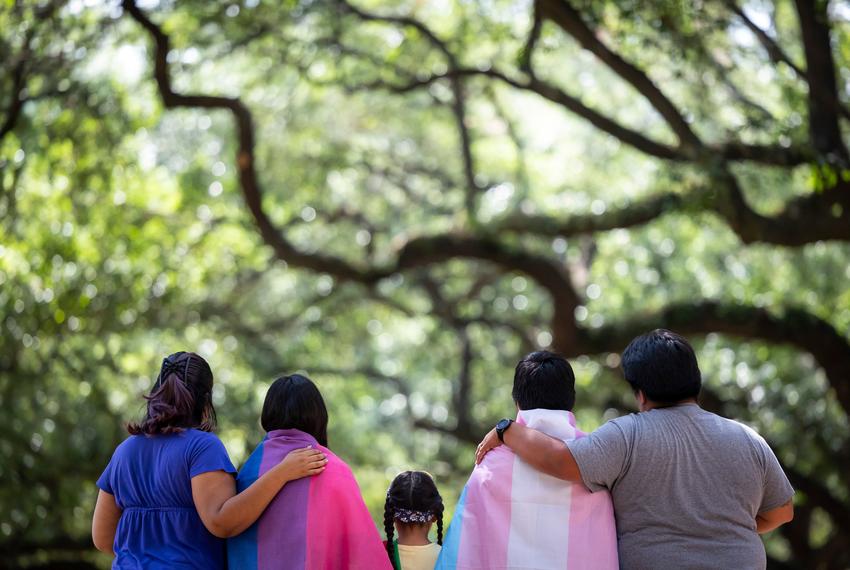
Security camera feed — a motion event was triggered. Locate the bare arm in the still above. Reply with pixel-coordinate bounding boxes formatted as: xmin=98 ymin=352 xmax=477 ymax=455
xmin=192 ymin=446 xmax=327 ymax=538
xmin=475 ymin=423 xmax=583 ymax=482
xmin=92 ymin=490 xmax=122 ymax=554
xmin=756 ymin=499 xmax=794 ymax=534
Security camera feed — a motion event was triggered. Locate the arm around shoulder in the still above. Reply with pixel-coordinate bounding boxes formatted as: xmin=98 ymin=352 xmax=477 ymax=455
xmin=476 ymin=423 xmax=582 ymax=482
xmin=192 ymin=446 xmax=327 ymax=538
xmin=505 ymin=423 xmax=583 ymax=481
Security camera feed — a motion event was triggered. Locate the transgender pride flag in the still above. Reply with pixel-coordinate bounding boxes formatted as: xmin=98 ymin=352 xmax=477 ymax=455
xmin=436 ymin=410 xmax=618 ymax=570
xmin=227 ymin=429 xmax=391 ymax=570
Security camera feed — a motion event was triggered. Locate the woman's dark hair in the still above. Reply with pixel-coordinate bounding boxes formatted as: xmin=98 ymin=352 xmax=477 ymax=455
xmin=383 ymin=471 xmax=444 ymax=569
xmin=621 ymin=329 xmax=702 ymax=404
xmin=128 ymin=351 xmax=216 ymax=435
xmin=261 ymin=374 xmax=328 ymax=447
xmin=512 ymin=351 xmax=576 ymax=411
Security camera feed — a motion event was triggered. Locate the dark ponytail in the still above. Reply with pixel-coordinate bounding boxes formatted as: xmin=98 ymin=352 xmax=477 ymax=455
xmin=128 ymin=351 xmax=216 ymax=435
xmin=383 ymin=470 xmax=444 ymax=567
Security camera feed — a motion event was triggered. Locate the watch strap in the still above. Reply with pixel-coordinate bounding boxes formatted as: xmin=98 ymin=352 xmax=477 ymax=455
xmin=496 ymin=418 xmax=513 ymax=442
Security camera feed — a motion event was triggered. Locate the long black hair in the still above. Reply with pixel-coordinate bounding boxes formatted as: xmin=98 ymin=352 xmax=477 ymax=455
xmin=261 ymin=374 xmax=328 ymax=447
xmin=128 ymin=351 xmax=216 ymax=435
xmin=383 ymin=471 xmax=444 ymax=569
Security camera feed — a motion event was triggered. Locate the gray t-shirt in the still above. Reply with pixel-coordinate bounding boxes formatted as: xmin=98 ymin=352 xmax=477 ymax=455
xmin=567 ymin=404 xmax=793 ymax=570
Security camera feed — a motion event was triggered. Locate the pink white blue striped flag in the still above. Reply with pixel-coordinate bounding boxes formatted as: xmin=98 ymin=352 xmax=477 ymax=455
xmin=436 ymin=409 xmax=618 ymax=569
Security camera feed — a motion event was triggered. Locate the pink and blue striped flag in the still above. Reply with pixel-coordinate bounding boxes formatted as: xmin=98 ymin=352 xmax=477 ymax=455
xmin=227 ymin=429 xmax=392 ymax=570
xmin=436 ymin=409 xmax=618 ymax=570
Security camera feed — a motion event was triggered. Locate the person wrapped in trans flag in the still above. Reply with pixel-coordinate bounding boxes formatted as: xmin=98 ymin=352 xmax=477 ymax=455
xmin=436 ymin=352 xmax=618 ymax=570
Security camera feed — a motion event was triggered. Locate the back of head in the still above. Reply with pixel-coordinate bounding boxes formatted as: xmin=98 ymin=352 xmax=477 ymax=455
xmin=261 ymin=374 xmax=329 ymax=447
xmin=384 ymin=471 xmax=444 ymax=567
xmin=621 ymin=329 xmax=701 ymax=404
xmin=128 ymin=351 xmax=216 ymax=435
xmin=512 ymin=351 xmax=576 ymax=411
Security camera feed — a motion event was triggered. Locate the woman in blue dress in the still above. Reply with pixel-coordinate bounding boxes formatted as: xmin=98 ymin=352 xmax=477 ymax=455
xmin=91 ymin=351 xmax=328 ymax=569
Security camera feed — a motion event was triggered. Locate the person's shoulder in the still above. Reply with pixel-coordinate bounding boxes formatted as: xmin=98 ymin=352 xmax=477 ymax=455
xmin=184 ymin=428 xmax=223 ymax=442
xmin=112 ymin=432 xmax=151 ymax=453
xmin=696 ymin=410 xmax=773 ymax=449
xmin=181 ymin=429 xmax=228 ymax=454
xmin=321 ymin=447 xmax=353 ymax=474
xmin=604 ymin=412 xmax=639 ymax=433
xmin=717 ymin=415 xmax=769 ymax=443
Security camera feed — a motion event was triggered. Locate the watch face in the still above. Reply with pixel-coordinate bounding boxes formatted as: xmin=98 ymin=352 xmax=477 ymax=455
xmin=496 ymin=419 xmax=511 ymax=431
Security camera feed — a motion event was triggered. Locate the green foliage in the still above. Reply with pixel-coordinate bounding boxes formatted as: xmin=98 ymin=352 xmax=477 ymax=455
xmin=1 ymin=1 xmax=849 ymax=568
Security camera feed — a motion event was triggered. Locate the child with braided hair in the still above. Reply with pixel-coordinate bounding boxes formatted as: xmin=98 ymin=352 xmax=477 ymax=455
xmin=384 ymin=471 xmax=444 ymax=570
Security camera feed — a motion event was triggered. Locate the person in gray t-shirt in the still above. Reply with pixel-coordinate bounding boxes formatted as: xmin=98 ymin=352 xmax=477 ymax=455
xmin=475 ymin=329 xmax=794 ymax=570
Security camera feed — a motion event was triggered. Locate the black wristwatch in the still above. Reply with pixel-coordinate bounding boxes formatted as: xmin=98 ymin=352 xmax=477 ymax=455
xmin=495 ymin=418 xmax=513 ymax=442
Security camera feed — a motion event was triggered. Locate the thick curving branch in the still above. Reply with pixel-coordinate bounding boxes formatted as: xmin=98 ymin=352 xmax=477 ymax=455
xmin=726 ymin=1 xmax=805 ymax=78
xmin=122 ymin=0 xmax=581 ymax=345
xmin=728 ymin=0 xmax=850 ymax=126
xmin=352 ymin=66 xmax=684 ymax=160
xmin=0 ymin=56 xmax=27 ymax=142
xmin=712 ymin=167 xmax=850 ymax=246
xmin=793 ymin=0 xmax=849 ymax=162
xmin=574 ymin=301 xmax=850 ymax=418
xmin=0 ymin=1 xmax=64 ymax=142
xmin=537 ymin=0 xmax=702 ymax=151
xmin=495 ymin=191 xmax=684 ymax=236
xmin=324 ymin=2 xmax=848 ymax=247
xmin=337 ymin=0 xmax=482 ymax=215
xmin=125 ymin=1 xmax=850 ymax=426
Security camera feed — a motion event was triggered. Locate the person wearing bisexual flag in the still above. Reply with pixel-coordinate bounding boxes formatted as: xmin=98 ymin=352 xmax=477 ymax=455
xmin=92 ymin=352 xmax=326 ymax=569
xmin=227 ymin=374 xmax=391 ymax=570
xmin=436 ymin=351 xmax=618 ymax=570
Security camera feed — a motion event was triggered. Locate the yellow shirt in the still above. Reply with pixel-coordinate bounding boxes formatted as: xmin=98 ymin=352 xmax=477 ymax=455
xmin=397 ymin=542 xmax=441 ymax=570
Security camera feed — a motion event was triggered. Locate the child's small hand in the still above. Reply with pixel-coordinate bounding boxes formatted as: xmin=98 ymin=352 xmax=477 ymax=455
xmin=279 ymin=446 xmax=328 ymax=480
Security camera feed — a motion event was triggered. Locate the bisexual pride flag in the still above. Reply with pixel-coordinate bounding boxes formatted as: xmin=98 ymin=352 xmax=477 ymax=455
xmin=228 ymin=429 xmax=392 ymax=570
xmin=436 ymin=410 xmax=618 ymax=570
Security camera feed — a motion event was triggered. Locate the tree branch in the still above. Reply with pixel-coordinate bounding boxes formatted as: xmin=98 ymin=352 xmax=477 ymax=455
xmin=495 ymin=191 xmax=684 ymax=236
xmin=519 ymin=2 xmax=543 ymax=74
xmin=793 ymin=0 xmax=849 ymax=162
xmin=0 ymin=1 xmax=64 ymax=142
xmin=537 ymin=0 xmax=702 ymax=151
xmin=712 ymin=168 xmax=850 ymax=245
xmin=727 ymin=1 xmax=805 ymax=78
xmin=122 ymin=0 xmax=580 ymax=324
xmin=575 ymin=301 xmax=850 ymax=418
xmin=337 ymin=0 xmax=482 ymax=216
xmin=355 ymin=67 xmax=685 ymax=160
xmin=0 ymin=56 xmax=27 ymax=143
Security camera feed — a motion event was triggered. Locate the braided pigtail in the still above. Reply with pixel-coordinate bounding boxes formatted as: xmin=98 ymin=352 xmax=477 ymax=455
xmin=386 ymin=470 xmax=444 ymax=551
xmin=383 ymin=496 xmax=397 ymax=570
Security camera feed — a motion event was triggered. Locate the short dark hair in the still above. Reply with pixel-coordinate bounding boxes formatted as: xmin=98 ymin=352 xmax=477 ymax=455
xmin=261 ymin=374 xmax=329 ymax=447
xmin=512 ymin=351 xmax=576 ymax=411
xmin=128 ymin=351 xmax=216 ymax=436
xmin=621 ymin=329 xmax=701 ymax=403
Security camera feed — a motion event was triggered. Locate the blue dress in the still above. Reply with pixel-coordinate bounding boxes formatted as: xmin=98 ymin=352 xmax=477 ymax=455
xmin=96 ymin=429 xmax=236 ymax=569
